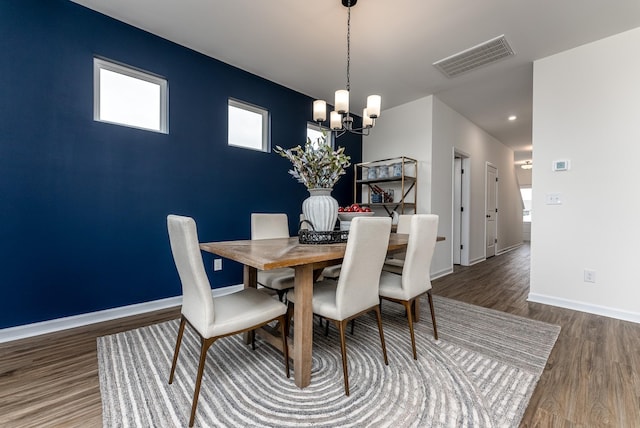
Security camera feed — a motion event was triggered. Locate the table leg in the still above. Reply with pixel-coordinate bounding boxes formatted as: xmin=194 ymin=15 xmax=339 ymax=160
xmin=293 ymin=264 xmax=314 ymax=388
xmin=243 ymin=265 xmax=258 ymax=344
xmin=244 ymin=265 xmax=257 ymax=289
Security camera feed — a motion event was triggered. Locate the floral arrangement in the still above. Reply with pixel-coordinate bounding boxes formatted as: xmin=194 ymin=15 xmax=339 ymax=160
xmin=275 ymin=135 xmax=351 ymax=190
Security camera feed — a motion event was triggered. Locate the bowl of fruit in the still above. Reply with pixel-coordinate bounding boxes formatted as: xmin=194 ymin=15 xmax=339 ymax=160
xmin=337 ymin=204 xmax=374 ymax=230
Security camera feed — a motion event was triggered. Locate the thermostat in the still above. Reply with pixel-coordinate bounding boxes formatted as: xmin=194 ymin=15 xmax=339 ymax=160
xmin=552 ymin=160 xmax=570 ymax=171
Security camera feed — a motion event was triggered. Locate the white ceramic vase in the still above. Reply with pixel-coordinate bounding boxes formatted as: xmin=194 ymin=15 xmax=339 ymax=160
xmin=302 ymin=188 xmax=338 ymax=232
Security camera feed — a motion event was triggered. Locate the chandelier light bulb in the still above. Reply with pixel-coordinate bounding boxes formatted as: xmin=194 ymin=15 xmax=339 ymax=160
xmin=366 ymin=95 xmax=381 ymax=118
xmin=335 ymin=90 xmax=349 ymax=114
xmin=363 ymin=108 xmax=374 ymax=128
xmin=313 ymin=100 xmax=327 ymax=122
xmin=330 ymin=111 xmax=343 ymax=130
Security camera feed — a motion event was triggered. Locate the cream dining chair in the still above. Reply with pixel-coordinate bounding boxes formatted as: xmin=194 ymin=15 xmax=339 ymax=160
xmin=251 ymin=213 xmax=295 ymax=301
xmin=287 ymin=216 xmax=392 ymax=395
xmin=382 ymin=214 xmax=412 ymax=274
xmin=167 ymin=214 xmax=289 ymax=427
xmin=378 ymin=214 xmax=439 ymax=359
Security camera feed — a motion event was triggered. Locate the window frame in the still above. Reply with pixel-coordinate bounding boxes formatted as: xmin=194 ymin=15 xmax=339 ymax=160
xmin=306 ymin=121 xmax=334 ymax=149
xmin=227 ymin=98 xmax=270 ymax=152
xmin=93 ymin=57 xmax=169 ymax=134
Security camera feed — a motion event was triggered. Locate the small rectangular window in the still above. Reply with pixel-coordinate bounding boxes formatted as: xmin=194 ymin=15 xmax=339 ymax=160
xmin=228 ymin=99 xmax=269 ymax=152
xmin=94 ymin=58 xmax=168 ymax=133
xmin=307 ymin=122 xmax=334 ymax=149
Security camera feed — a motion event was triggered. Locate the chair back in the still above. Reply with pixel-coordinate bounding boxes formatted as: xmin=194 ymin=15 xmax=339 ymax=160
xmin=392 ymin=214 xmax=412 ymax=260
xmin=167 ymin=215 xmax=215 ymax=336
xmin=251 ymin=213 xmax=290 ymax=240
xmin=396 ymin=214 xmax=412 ymax=234
xmin=335 ymin=216 xmax=392 ymax=319
xmin=402 ymin=214 xmax=439 ymax=297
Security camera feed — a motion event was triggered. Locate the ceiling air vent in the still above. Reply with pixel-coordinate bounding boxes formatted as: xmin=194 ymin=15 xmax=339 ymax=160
xmin=433 ymin=35 xmax=514 ymax=78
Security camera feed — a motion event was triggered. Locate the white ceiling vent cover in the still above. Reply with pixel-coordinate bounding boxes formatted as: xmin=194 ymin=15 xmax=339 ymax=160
xmin=433 ymin=35 xmax=515 ymax=78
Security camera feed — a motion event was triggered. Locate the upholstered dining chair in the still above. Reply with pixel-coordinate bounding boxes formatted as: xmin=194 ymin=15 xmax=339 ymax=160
xmin=382 ymin=214 xmax=412 ymax=274
xmin=251 ymin=213 xmax=295 ymax=301
xmin=167 ymin=214 xmax=289 ymax=427
xmin=287 ymin=216 xmax=392 ymax=395
xmin=378 ymin=214 xmax=439 ymax=359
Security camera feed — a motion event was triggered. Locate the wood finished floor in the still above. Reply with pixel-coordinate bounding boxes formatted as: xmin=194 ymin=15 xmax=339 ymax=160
xmin=1 ymin=243 xmax=638 ymax=427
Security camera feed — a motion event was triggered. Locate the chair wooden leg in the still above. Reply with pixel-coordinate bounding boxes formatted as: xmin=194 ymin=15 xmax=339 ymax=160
xmin=251 ymin=330 xmax=256 ymax=350
xmin=278 ymin=314 xmax=290 ymax=378
xmin=169 ymin=316 xmax=186 ymax=384
xmin=189 ymin=337 xmax=215 ymax=427
xmin=324 ymin=318 xmax=354 ymax=336
xmin=427 ymin=290 xmax=438 ymax=340
xmin=404 ymin=300 xmax=418 ymax=360
xmin=373 ymin=306 xmax=389 ymax=366
xmin=338 ymin=320 xmax=350 ymax=396
xmin=286 ymin=302 xmax=294 ymax=338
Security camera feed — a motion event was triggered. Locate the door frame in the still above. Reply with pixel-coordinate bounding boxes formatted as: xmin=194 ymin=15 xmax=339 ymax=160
xmin=452 ymin=149 xmax=470 ymax=266
xmin=485 ymin=162 xmax=498 ymax=258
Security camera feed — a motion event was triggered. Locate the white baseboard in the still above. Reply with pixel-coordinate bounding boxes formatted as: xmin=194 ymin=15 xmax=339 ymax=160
xmin=528 ymin=292 xmax=640 ymax=324
xmin=468 ymin=256 xmax=486 ymax=266
xmin=496 ymin=242 xmax=522 ymax=255
xmin=432 ymin=267 xmax=453 ymax=280
xmin=0 ymin=284 xmax=244 ymax=344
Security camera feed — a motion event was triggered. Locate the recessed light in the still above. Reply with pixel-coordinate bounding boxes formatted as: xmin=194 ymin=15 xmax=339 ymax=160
xmin=508 ymin=115 xmax=517 ymax=121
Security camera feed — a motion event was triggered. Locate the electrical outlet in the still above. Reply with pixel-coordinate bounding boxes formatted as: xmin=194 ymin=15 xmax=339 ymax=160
xmin=583 ymin=269 xmax=596 ymax=283
xmin=213 ymin=259 xmax=222 ymax=271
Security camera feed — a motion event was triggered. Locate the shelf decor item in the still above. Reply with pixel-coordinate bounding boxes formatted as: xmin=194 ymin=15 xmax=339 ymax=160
xmin=275 ymin=136 xmax=351 ymax=232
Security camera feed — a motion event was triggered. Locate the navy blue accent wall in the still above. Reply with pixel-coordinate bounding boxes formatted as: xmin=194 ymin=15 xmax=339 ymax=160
xmin=0 ymin=0 xmax=362 ymax=329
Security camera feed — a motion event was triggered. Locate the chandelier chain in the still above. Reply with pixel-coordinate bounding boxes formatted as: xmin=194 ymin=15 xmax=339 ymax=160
xmin=346 ymin=0 xmax=351 ymax=92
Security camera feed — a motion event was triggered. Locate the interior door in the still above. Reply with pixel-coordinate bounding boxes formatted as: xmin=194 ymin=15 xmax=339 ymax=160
xmin=453 ymin=157 xmax=462 ymax=264
xmin=486 ymin=164 xmax=497 ymax=258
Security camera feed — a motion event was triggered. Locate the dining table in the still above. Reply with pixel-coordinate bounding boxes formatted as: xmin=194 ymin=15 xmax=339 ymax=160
xmin=199 ymin=233 xmax=443 ymax=388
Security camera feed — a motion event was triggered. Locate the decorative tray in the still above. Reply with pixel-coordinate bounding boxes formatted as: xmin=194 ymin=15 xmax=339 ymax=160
xmin=298 ymin=230 xmax=348 ymax=245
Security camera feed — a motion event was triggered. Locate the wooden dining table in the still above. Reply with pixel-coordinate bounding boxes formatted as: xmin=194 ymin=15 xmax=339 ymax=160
xmin=199 ymin=233 xmax=442 ymax=388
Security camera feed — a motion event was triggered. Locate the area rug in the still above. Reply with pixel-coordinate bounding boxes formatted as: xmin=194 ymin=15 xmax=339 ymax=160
xmin=97 ymin=296 xmax=560 ymax=427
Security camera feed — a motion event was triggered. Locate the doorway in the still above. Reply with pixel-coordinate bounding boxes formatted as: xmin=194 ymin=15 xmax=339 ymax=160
xmin=485 ymin=163 xmax=498 ymax=258
xmin=453 ymin=151 xmax=470 ymax=265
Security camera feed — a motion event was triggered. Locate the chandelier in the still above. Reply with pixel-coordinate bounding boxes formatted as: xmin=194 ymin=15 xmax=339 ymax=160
xmin=312 ymin=0 xmax=381 ymax=137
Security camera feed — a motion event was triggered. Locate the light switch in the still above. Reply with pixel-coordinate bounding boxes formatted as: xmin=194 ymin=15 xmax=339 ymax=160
xmin=545 ymin=193 xmax=562 ymax=205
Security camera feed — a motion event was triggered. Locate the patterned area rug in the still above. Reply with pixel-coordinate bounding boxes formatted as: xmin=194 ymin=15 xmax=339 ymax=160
xmin=97 ymin=296 xmax=560 ymax=427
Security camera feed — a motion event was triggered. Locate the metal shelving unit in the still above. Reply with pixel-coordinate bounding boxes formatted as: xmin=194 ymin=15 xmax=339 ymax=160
xmin=354 ymin=156 xmax=417 ymax=217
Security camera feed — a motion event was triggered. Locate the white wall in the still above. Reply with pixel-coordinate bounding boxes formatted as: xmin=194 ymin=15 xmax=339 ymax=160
xmin=364 ymin=94 xmax=523 ymax=277
xmin=364 ymin=96 xmax=434 ymax=214
xmin=530 ymin=27 xmax=640 ymax=322
xmin=516 ymin=168 xmax=532 ymax=187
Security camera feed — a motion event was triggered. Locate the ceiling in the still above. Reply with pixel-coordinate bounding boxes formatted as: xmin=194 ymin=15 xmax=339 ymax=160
xmin=71 ymin=0 xmax=640 ymax=163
